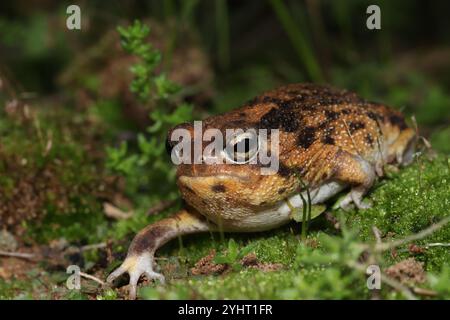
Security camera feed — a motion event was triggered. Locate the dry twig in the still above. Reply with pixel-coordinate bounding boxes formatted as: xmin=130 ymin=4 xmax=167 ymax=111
xmin=374 ymin=216 xmax=450 ymax=252
xmin=79 ymin=272 xmax=106 ymax=286
xmin=0 ymin=250 xmax=35 ymax=260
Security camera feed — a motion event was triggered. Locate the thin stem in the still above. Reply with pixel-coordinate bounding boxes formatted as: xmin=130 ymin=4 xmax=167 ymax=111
xmin=0 ymin=250 xmax=35 ymax=260
xmin=215 ymin=0 xmax=230 ymax=69
xmin=268 ymin=0 xmax=323 ymax=82
xmin=374 ymin=216 xmax=450 ymax=252
xmin=79 ymin=272 xmax=106 ymax=286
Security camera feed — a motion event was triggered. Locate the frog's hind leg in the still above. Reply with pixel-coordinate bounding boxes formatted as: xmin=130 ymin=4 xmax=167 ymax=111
xmin=332 ymin=151 xmax=376 ymax=210
xmin=107 ymin=209 xmax=213 ymax=299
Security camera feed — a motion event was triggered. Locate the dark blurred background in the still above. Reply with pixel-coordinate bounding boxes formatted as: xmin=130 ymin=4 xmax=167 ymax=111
xmin=0 ymin=0 xmax=450 ymax=109
xmin=0 ymin=0 xmax=449 ymax=123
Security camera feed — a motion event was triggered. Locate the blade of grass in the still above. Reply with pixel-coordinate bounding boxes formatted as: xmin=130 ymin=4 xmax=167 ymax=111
xmin=181 ymin=0 xmax=201 ymax=26
xmin=298 ymin=179 xmax=312 ymax=240
xmin=268 ymin=0 xmax=323 ymax=82
xmin=163 ymin=0 xmax=176 ymax=19
xmin=299 ymin=191 xmax=308 ymax=240
xmin=330 ymin=1 xmax=354 ymax=55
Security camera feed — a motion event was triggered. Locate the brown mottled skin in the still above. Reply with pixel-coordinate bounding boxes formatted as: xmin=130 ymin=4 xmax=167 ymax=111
xmin=107 ymin=83 xmax=416 ymax=298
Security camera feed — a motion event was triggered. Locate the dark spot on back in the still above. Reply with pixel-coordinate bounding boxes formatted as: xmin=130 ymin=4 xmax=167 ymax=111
xmin=297 ymin=126 xmax=316 ymax=149
xmin=366 ymin=111 xmax=378 ymax=120
xmin=389 ymin=114 xmax=408 ymax=130
xmin=348 ymin=121 xmax=365 ymax=133
xmin=317 ymin=121 xmax=329 ymax=129
xmin=365 ymin=133 xmax=374 ymax=146
xmin=278 ymin=162 xmax=292 ymax=177
xmin=325 ymin=110 xmax=339 ymax=120
xmin=212 ymin=184 xmax=226 ymax=193
xmin=278 ymin=187 xmax=287 ymax=194
xmin=341 ymin=109 xmax=351 ymax=115
xmin=259 ymin=107 xmax=299 ymax=132
xmin=322 ymin=133 xmax=335 ymax=145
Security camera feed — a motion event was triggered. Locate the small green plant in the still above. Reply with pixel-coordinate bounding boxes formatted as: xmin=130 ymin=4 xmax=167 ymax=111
xmin=96 ymin=288 xmax=118 ymax=300
xmin=117 ymin=20 xmax=179 ymax=102
xmin=214 ymin=239 xmax=257 ymax=271
xmin=293 ymin=214 xmax=450 ymax=300
xmin=107 ymin=20 xmax=193 ymax=198
xmin=428 ymin=265 xmax=450 ymax=299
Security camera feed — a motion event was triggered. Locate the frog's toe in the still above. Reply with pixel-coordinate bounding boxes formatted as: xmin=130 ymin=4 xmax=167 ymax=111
xmin=107 ymin=253 xmax=164 ymax=299
xmin=355 ymin=198 xmax=372 ymax=209
xmin=144 ymin=271 xmax=165 ymax=285
xmin=350 ymin=187 xmax=372 ymax=210
xmin=337 ymin=187 xmax=372 ymax=211
xmin=337 ymin=193 xmax=354 ymax=211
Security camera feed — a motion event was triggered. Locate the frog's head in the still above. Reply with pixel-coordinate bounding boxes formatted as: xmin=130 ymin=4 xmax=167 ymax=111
xmin=165 ymin=114 xmax=295 ymax=221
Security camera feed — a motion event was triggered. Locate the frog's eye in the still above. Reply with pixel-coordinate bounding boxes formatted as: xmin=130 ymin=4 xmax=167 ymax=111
xmin=223 ymin=131 xmax=259 ymax=164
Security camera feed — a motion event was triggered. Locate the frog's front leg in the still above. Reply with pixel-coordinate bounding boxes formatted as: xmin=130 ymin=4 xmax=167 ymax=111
xmin=107 ymin=209 xmax=212 ymax=299
xmin=333 ymin=151 xmax=376 ymax=210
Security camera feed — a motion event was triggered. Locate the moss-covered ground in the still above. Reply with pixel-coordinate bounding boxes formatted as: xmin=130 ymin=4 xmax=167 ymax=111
xmin=0 ymin=101 xmax=448 ymax=299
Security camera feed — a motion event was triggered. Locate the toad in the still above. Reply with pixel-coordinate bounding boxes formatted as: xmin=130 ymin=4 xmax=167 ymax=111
xmin=107 ymin=83 xmax=416 ymax=298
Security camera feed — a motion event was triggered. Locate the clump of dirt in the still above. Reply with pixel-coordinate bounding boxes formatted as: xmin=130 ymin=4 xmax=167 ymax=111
xmin=385 ymin=258 xmax=426 ymax=285
xmin=241 ymin=252 xmax=258 ymax=266
xmin=191 ymin=250 xmax=229 ymax=276
xmin=241 ymin=252 xmax=283 ymax=272
xmin=190 ymin=250 xmax=283 ymax=276
xmin=408 ymin=244 xmax=426 ymax=255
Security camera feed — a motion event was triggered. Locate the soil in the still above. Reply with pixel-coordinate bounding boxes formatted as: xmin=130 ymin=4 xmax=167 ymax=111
xmin=385 ymin=258 xmax=426 ymax=285
xmin=190 ymin=250 xmax=283 ymax=276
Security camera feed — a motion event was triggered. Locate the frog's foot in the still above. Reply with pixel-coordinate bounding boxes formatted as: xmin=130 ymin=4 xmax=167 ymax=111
xmin=107 ymin=253 xmax=164 ymax=300
xmin=338 ymin=186 xmax=373 ymax=211
xmin=106 ymin=209 xmax=212 ymax=299
xmin=334 ymin=153 xmax=375 ymax=211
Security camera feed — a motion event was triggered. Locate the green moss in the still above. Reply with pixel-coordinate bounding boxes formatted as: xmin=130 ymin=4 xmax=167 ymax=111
xmin=135 ymin=154 xmax=450 ymax=300
xmin=0 ymin=106 xmax=112 ymax=244
xmin=343 ymin=155 xmax=450 ymax=272
xmin=0 ymin=274 xmax=53 ymax=300
xmin=431 ymin=127 xmax=450 ymax=154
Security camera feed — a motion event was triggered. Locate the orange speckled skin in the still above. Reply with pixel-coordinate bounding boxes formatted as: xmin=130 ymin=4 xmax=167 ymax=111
xmin=173 ymin=83 xmax=416 ymax=229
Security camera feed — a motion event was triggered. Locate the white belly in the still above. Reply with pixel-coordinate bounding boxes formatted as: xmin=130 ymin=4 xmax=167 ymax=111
xmin=224 ymin=181 xmax=346 ymax=232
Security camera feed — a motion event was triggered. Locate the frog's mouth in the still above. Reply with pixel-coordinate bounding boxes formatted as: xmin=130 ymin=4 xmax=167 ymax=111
xmin=177 ymin=174 xmax=252 ymax=204
xmin=175 ymin=162 xmax=259 ymax=182
xmin=178 ymin=173 xmax=250 ymax=182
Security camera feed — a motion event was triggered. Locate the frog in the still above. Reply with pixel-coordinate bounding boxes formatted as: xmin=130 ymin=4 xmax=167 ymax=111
xmin=107 ymin=83 xmax=416 ymax=299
